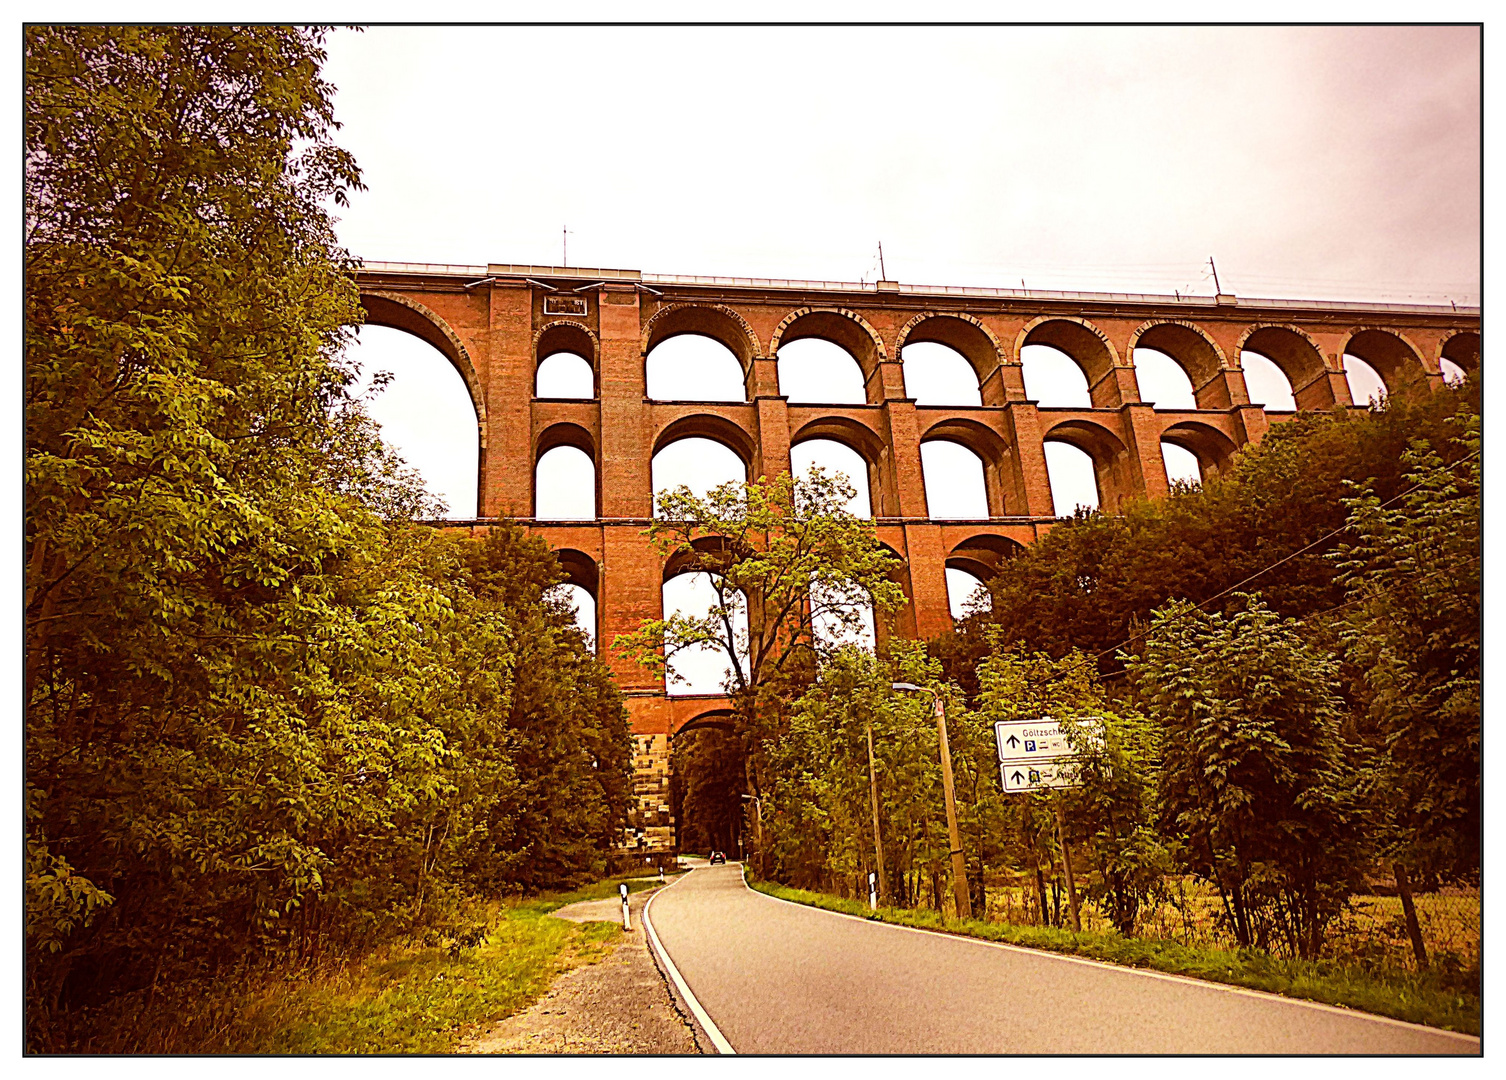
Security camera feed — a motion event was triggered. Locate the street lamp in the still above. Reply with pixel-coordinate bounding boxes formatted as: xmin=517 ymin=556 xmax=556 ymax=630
xmin=740 ymin=793 xmax=763 ymax=876
xmin=864 ymin=719 xmax=888 ymax=907
xmin=893 ymin=682 xmax=972 ymax=921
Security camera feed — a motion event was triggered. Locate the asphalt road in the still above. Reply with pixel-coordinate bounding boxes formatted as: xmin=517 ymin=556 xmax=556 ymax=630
xmin=644 ymin=863 xmax=1478 ymax=1055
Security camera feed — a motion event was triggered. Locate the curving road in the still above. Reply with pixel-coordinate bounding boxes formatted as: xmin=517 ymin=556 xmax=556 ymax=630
xmin=644 ymin=863 xmax=1478 ymax=1055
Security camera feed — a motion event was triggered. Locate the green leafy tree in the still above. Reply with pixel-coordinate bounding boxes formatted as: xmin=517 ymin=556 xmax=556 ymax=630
xmin=763 ymin=645 xmax=953 ymax=904
xmin=974 ymin=641 xmax=1167 ymax=935
xmin=24 ymin=27 xmax=631 ymax=1046
xmin=1125 ymin=596 xmax=1370 ymax=959
xmin=1332 ymin=415 xmax=1480 ymax=884
xmin=615 ymin=468 xmax=905 ymax=833
xmin=936 ymin=385 xmax=1477 ymax=681
xmin=450 ymin=525 xmax=633 ymax=890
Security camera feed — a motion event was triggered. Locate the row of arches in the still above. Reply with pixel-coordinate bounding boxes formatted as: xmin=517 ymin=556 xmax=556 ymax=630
xmin=533 ymin=309 xmax=1478 ymax=411
xmin=545 ymin=530 xmax=1023 ymax=692
xmin=350 ymin=293 xmax=1478 ymax=523
xmin=534 ymin=411 xmax=1239 ymax=521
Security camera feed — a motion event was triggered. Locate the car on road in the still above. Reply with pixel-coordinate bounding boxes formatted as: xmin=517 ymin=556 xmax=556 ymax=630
xmin=709 ymin=851 xmax=726 ymax=864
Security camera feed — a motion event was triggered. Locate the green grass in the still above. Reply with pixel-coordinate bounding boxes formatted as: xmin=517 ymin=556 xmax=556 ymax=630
xmin=749 ymin=878 xmax=1480 ymax=1038
xmin=60 ymin=876 xmax=666 ymax=1054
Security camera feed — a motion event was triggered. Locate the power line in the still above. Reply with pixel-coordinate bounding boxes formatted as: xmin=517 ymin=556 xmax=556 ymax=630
xmin=1006 ymin=448 xmax=1480 ymax=693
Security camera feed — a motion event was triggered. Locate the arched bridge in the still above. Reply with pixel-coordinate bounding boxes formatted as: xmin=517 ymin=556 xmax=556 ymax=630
xmin=355 ymin=259 xmax=1480 ymax=851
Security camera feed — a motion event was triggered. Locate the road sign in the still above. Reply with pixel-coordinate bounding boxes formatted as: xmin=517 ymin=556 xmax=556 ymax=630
xmin=994 ymin=718 xmax=1104 ymax=763
xmin=999 ymin=760 xmax=1079 ymax=793
xmin=995 ymin=718 xmax=1105 ymax=793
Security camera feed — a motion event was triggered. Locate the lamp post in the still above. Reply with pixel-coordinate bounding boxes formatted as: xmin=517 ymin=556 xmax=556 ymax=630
xmin=893 ymin=682 xmax=972 ymax=921
xmin=740 ymin=793 xmax=763 ymax=875
xmin=865 ymin=720 xmax=888 ymax=906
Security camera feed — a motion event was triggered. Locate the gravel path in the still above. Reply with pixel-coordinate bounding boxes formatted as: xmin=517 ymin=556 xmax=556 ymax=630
xmin=461 ymin=881 xmax=703 ymax=1055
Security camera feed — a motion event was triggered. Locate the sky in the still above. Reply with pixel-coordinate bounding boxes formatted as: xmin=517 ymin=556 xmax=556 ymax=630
xmin=326 ymin=24 xmax=1480 ymax=691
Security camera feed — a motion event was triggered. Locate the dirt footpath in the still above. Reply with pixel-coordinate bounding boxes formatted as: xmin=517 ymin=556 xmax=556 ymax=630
xmin=462 ymin=880 xmax=704 ymax=1055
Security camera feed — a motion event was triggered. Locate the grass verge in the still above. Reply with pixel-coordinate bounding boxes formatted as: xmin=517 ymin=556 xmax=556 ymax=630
xmin=748 ymin=878 xmax=1480 ymax=1038
xmin=62 ymin=876 xmax=666 ymax=1054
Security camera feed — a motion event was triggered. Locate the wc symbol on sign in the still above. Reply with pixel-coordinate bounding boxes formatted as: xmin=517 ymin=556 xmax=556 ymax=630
xmin=1025 ymin=739 xmax=1036 ymax=752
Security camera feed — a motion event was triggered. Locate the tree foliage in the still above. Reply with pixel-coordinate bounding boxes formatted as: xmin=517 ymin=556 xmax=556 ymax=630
xmin=941 ymin=385 xmax=1478 ymax=678
xmin=974 ymin=644 xmax=1168 ymax=936
xmin=24 ymin=27 xmax=629 ymax=1045
xmin=1125 ymin=597 xmax=1370 ymax=959
xmin=1332 ymin=414 xmax=1480 ymax=881
xmin=616 ymin=468 xmax=906 ymax=834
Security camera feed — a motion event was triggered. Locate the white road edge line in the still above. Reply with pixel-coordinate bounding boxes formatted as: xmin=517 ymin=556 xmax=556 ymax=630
xmin=643 ymin=866 xmax=737 ymax=1055
xmin=742 ymin=869 xmax=1479 ymax=1047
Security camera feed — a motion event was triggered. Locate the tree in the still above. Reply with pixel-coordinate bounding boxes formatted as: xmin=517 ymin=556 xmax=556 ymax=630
xmin=1125 ymin=596 xmax=1370 ymax=959
xmin=1331 ymin=409 xmax=1480 ymax=966
xmin=762 ymin=645 xmax=954 ymax=904
xmin=974 ymin=641 xmax=1168 ymax=935
xmin=24 ymin=28 xmax=631 ymax=1045
xmin=935 ymin=385 xmax=1477 ymax=681
xmin=450 ymin=525 xmax=633 ymax=890
xmin=615 ymin=468 xmax=906 ymax=829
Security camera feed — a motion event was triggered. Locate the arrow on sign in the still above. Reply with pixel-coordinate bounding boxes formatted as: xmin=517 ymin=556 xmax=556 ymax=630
xmin=1005 ymin=734 xmax=1020 ymax=749
xmin=1011 ymin=770 xmax=1025 ymax=784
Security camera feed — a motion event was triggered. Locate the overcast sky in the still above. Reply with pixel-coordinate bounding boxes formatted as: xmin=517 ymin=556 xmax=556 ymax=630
xmin=324 ymin=25 xmax=1478 ymax=300
xmin=326 ymin=24 xmax=1480 ymax=690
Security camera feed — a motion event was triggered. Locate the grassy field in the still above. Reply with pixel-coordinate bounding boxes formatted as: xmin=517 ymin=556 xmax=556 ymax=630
xmin=749 ymin=878 xmax=1480 ymax=1037
xmin=53 ymin=876 xmax=665 ymax=1054
xmin=983 ymin=876 xmax=1480 ymax=976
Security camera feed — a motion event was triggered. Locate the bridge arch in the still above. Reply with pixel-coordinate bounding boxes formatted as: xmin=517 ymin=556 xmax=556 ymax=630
xmin=1044 ymin=417 xmax=1135 ymax=512
xmin=896 ymin=312 xmax=1004 ymax=388
xmin=652 ymin=414 xmax=757 ymax=467
xmin=535 ymin=321 xmax=599 ymax=398
xmin=1236 ymin=324 xmax=1330 ymax=409
xmin=919 ymin=417 xmax=1012 ymax=516
xmin=789 ymin=415 xmax=889 ymax=514
xmin=1159 ymin=419 xmax=1240 ymax=480
xmin=770 ymin=307 xmax=889 ymax=401
xmin=1341 ymin=328 xmax=1427 ymax=398
xmin=547 ymin=547 xmax=601 ymax=645
xmin=359 ymin=290 xmax=486 ymax=447
xmin=1128 ymin=319 xmax=1227 ymax=404
xmin=946 ymin=531 xmax=1024 ymax=584
xmin=534 ymin=422 xmax=597 ymax=519
xmin=672 ymin=708 xmax=737 ymax=738
xmin=1439 ymin=329 xmax=1481 ymax=374
xmin=1015 ymin=316 xmax=1121 ymax=403
xmin=642 ymin=303 xmax=763 ymax=370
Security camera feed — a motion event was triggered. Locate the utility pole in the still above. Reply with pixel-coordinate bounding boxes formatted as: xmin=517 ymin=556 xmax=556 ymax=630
xmin=877 ymin=241 xmax=888 ymax=280
xmin=1208 ymin=255 xmax=1223 ymax=295
xmin=893 ymin=683 xmax=971 ymax=920
xmin=866 ymin=721 xmax=887 ymax=905
xmin=563 ymin=225 xmax=572 ymax=267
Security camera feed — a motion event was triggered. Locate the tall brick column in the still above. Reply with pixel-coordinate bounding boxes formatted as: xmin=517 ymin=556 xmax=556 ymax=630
xmin=483 ymin=283 xmax=536 ymax=517
xmin=595 ymin=284 xmax=663 ymax=697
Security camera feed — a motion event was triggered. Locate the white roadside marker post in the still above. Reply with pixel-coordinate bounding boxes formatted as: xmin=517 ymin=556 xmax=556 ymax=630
xmin=620 ymin=882 xmax=631 ymax=931
xmin=869 ymin=871 xmax=878 ymax=911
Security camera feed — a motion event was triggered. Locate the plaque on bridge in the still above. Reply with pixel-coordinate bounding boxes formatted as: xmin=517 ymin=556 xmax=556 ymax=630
xmin=544 ymin=294 xmax=588 ymax=316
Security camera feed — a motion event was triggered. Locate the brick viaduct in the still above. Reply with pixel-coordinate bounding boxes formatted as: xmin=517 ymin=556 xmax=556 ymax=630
xmin=354 ymin=260 xmax=1480 ymax=849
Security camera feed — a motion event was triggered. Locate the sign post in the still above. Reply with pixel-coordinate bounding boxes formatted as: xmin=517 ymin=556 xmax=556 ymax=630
xmin=995 ymin=717 xmax=1103 ymax=932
